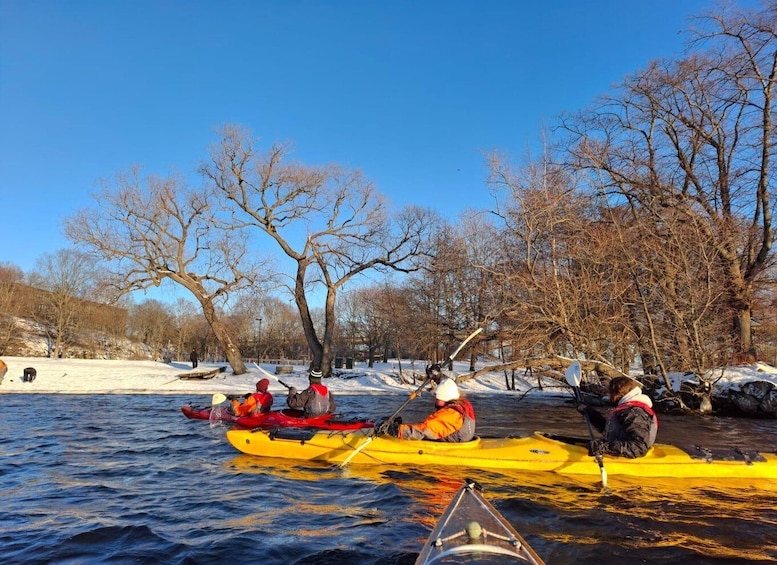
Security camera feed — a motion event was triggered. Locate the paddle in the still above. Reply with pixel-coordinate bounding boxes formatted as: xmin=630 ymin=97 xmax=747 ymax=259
xmin=338 ymin=327 xmax=484 ymax=468
xmin=211 ymin=393 xmax=227 ymax=405
xmin=565 ymin=361 xmax=608 ymax=489
xmin=253 ymin=363 xmax=293 ymax=390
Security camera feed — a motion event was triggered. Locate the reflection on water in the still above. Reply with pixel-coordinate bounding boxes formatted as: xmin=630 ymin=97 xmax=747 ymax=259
xmin=226 ymin=450 xmax=777 ymax=560
xmin=0 ymin=393 xmax=775 ymax=564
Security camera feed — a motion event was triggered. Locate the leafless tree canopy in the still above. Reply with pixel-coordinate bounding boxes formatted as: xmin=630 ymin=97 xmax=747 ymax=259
xmin=26 ymin=250 xmax=102 ymax=358
xmin=561 ymin=3 xmax=776 ymax=354
xmin=65 ymin=168 xmax=271 ymax=374
xmin=199 ymin=125 xmax=435 ymax=373
xmin=0 ymin=263 xmax=25 ymax=354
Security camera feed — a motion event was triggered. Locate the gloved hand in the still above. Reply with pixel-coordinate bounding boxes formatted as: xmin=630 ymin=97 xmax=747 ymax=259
xmin=387 ymin=417 xmax=401 ymax=437
xmin=376 ymin=416 xmax=401 ymax=436
xmin=588 ymin=439 xmax=607 ymax=457
xmin=288 ymin=387 xmax=297 ymax=394
xmin=577 ymin=404 xmax=593 ymax=416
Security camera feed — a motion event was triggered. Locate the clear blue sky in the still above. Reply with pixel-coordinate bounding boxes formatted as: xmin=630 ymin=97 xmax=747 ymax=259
xmin=0 ymin=0 xmax=755 ymax=276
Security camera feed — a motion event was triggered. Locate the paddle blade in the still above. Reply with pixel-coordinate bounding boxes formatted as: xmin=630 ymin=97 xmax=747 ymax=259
xmin=600 ymin=463 xmax=608 ymax=490
xmin=564 ymin=361 xmax=582 ymax=388
xmin=445 ymin=327 xmax=483 ymax=363
xmin=211 ymin=393 xmax=227 ymax=405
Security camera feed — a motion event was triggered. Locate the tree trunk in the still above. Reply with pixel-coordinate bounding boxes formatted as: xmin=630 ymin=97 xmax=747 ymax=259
xmin=294 ymin=262 xmax=324 ymax=373
xmin=735 ymin=306 xmax=753 ymax=354
xmin=367 ymin=344 xmax=376 ymax=368
xmin=320 ymin=285 xmax=338 ymax=374
xmin=200 ymin=300 xmax=247 ymax=375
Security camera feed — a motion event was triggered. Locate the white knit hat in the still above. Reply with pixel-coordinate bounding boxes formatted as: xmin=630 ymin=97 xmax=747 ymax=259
xmin=435 ymin=379 xmax=460 ymax=402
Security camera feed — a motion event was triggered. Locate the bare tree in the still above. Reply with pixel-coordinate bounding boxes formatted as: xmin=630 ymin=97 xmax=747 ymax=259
xmin=563 ymin=3 xmax=775 ymax=354
xmin=27 ymin=249 xmax=100 ymax=357
xmin=338 ymin=286 xmax=394 ymax=368
xmin=0 ymin=262 xmax=24 ymax=354
xmin=127 ymin=299 xmax=176 ymax=360
xmin=404 ymin=223 xmax=460 ymax=364
xmin=753 ymin=270 xmax=777 ymax=365
xmin=452 ymin=214 xmax=501 ymax=370
xmin=65 ymin=169 xmax=269 ymax=374
xmin=200 ymin=125 xmax=433 ymax=374
xmin=377 ymin=283 xmax=421 ymax=363
xmin=597 ymin=202 xmax=732 ymax=389
xmin=403 ymin=218 xmax=493 ymax=369
xmin=170 ymin=298 xmax=200 ymax=362
xmin=486 ymin=151 xmax=634 ymax=365
xmin=261 ymin=296 xmax=307 ymax=361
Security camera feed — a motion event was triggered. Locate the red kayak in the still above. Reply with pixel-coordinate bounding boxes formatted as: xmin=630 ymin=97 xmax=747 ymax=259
xmin=180 ymin=404 xmax=374 ymax=431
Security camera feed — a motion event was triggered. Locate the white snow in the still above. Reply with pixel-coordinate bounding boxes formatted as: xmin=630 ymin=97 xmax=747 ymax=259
xmin=1 ymin=356 xmax=775 ymax=396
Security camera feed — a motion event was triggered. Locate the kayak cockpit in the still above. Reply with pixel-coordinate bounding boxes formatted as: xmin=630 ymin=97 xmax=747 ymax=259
xmin=426 ymin=536 xmax=538 ymax=564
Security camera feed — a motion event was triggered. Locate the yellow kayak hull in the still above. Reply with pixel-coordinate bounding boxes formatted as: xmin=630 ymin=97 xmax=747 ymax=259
xmin=226 ymin=429 xmax=777 ymax=479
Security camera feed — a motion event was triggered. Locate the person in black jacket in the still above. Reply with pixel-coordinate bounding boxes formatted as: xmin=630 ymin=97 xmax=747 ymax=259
xmin=189 ymin=348 xmax=199 ymax=369
xmin=287 ymin=369 xmax=335 ymax=417
xmin=580 ymin=376 xmax=658 ymax=458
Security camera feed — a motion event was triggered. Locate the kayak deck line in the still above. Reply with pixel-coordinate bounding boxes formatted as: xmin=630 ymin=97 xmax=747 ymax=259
xmin=540 ymin=433 xmax=772 ymax=464
xmin=225 ymin=428 xmax=777 ymax=479
xmin=681 ymin=444 xmax=768 ymax=463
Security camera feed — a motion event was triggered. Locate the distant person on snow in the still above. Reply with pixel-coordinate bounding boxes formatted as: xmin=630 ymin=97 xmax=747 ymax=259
xmin=286 ymin=369 xmax=335 ymax=417
xmin=23 ymin=367 xmax=37 ymax=382
xmin=579 ymin=376 xmax=659 ymax=458
xmin=190 ymin=348 xmax=199 ymax=369
xmin=393 ymin=378 xmax=476 ymax=442
xmin=231 ymin=378 xmax=273 ymax=416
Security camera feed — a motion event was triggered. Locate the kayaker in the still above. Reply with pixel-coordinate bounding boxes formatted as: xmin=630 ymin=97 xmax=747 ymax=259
xmin=231 ymin=378 xmax=274 ymax=416
xmin=395 ymin=378 xmax=476 ymax=442
xmin=232 ymin=379 xmax=273 ymax=416
xmin=286 ymin=369 xmax=336 ymax=417
xmin=580 ymin=376 xmax=659 ymax=458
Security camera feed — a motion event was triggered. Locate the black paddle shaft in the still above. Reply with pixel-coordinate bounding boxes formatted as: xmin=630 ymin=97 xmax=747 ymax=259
xmin=573 ymin=382 xmax=609 ymax=487
xmin=572 ymin=385 xmax=597 ymax=441
xmin=379 ymin=377 xmax=432 ymax=434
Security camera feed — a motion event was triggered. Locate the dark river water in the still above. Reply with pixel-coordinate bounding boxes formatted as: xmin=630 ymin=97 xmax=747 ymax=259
xmin=1 ymin=393 xmax=776 ymax=564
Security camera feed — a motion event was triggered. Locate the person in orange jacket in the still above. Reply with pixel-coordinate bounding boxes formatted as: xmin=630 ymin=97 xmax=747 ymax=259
xmin=396 ymin=378 xmax=476 ymax=442
xmin=231 ymin=378 xmax=274 ymax=416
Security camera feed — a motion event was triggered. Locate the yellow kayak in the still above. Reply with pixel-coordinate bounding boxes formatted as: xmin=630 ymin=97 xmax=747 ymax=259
xmin=225 ymin=428 xmax=777 ymax=479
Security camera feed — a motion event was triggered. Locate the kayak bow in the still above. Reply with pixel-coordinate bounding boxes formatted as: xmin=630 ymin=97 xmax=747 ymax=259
xmin=415 ymin=479 xmax=544 ymax=565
